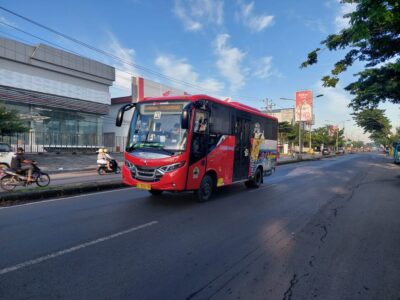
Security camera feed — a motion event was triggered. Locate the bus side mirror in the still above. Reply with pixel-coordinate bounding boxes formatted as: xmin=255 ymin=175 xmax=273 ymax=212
xmin=116 ymin=103 xmax=136 ymax=127
xmin=181 ymin=103 xmax=192 ymax=130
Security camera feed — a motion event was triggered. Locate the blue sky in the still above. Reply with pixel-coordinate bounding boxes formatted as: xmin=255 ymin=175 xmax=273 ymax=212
xmin=0 ymin=0 xmax=399 ymax=141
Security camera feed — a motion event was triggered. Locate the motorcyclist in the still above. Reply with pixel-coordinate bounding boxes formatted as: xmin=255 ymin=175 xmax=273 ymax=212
xmin=103 ymin=149 xmax=116 ymax=170
xmin=10 ymin=147 xmax=34 ymax=182
xmin=97 ymin=148 xmax=112 ymax=171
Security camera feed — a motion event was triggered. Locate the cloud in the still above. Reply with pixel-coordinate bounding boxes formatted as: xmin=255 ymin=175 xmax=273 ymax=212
xmin=254 ymin=56 xmax=273 ymax=79
xmin=334 ymin=0 xmax=357 ymax=31
xmin=107 ymin=32 xmax=136 ymax=91
xmin=155 ymin=55 xmax=224 ymax=94
xmin=236 ymin=1 xmax=274 ymax=32
xmin=303 ymin=19 xmax=328 ymax=34
xmin=0 ymin=16 xmax=17 ymax=28
xmin=313 ymin=81 xmax=370 ymax=142
xmin=214 ymin=34 xmax=246 ymax=92
xmin=173 ymin=0 xmax=224 ymax=32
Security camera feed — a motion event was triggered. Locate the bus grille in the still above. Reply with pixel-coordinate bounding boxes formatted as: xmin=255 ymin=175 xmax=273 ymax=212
xmin=132 ymin=166 xmax=163 ymax=182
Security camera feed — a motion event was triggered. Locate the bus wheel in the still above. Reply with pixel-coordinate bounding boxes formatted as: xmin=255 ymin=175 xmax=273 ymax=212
xmin=149 ymin=190 xmax=163 ymax=196
xmin=197 ymin=174 xmax=214 ymax=203
xmin=245 ymin=168 xmax=262 ymax=189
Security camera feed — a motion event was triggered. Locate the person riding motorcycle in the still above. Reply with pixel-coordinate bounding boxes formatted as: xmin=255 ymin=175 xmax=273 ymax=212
xmin=97 ymin=148 xmax=112 ymax=171
xmin=10 ymin=147 xmax=34 ymax=182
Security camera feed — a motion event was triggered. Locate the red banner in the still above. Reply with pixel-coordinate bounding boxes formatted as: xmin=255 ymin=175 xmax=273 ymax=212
xmin=295 ymin=90 xmax=313 ymax=122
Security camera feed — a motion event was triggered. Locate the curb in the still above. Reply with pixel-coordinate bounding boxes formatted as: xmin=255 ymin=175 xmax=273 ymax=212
xmin=0 ymin=181 xmax=127 ymax=206
xmin=46 ymin=167 xmax=97 ymax=174
xmin=278 ymin=157 xmax=322 ymax=165
xmin=278 ymin=154 xmax=338 ymax=165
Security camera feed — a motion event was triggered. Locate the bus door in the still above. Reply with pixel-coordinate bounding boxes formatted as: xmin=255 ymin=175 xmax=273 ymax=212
xmin=233 ymin=117 xmax=251 ymax=181
xmin=187 ymin=110 xmax=209 ymax=189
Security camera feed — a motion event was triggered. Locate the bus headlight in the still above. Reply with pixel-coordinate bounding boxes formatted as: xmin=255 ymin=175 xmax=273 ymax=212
xmin=158 ymin=162 xmax=185 ymax=173
xmin=125 ymin=160 xmax=136 ymax=171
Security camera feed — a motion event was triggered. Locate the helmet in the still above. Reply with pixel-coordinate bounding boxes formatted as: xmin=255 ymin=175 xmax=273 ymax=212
xmin=104 ymin=149 xmax=108 ymax=153
xmin=98 ymin=148 xmax=104 ymax=153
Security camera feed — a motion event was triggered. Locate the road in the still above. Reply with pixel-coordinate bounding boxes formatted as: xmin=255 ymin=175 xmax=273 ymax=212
xmin=0 ymin=153 xmax=399 ymax=299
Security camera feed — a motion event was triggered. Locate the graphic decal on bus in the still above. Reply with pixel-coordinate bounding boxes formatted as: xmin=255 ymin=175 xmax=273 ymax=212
xmin=250 ymin=122 xmax=277 ymax=177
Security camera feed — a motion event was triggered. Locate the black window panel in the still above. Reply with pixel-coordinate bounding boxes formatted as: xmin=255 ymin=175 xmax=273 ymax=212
xmin=209 ymin=103 xmax=231 ymax=135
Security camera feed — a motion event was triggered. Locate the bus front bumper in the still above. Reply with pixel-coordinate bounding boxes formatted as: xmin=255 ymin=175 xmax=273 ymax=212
xmin=122 ymin=165 xmax=187 ymax=191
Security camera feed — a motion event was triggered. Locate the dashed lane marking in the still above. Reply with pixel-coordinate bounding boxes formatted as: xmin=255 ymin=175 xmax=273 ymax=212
xmin=0 ymin=220 xmax=158 ymax=275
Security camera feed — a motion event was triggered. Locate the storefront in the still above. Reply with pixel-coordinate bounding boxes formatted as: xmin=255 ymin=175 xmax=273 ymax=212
xmin=0 ymin=37 xmax=115 ymax=152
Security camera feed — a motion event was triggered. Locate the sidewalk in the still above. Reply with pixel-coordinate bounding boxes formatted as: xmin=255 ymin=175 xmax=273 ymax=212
xmin=24 ymin=152 xmax=125 ymax=173
xmin=278 ymin=153 xmax=325 ymax=164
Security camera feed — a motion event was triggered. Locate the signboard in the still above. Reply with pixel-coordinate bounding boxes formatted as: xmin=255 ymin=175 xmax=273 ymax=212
xmin=142 ymin=103 xmax=184 ymax=113
xmin=328 ymin=125 xmax=339 ymax=137
xmin=295 ymin=90 xmax=313 ymax=122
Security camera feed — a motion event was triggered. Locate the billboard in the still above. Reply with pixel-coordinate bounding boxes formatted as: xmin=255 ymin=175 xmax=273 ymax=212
xmin=132 ymin=76 xmax=186 ymax=102
xmin=295 ymin=90 xmax=313 ymax=122
xmin=328 ymin=125 xmax=339 ymax=137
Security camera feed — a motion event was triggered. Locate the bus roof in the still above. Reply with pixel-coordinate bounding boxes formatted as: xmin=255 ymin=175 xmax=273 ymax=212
xmin=140 ymin=94 xmax=278 ymax=121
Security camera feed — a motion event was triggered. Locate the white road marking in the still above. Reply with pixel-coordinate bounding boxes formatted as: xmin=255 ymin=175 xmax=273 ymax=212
xmin=0 ymin=221 xmax=158 ymax=276
xmin=0 ymin=187 xmax=136 ymax=210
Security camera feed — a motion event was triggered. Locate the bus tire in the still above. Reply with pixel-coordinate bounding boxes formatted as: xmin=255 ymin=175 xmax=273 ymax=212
xmin=149 ymin=190 xmax=163 ymax=196
xmin=245 ymin=167 xmax=262 ymax=189
xmin=197 ymin=174 xmax=214 ymax=203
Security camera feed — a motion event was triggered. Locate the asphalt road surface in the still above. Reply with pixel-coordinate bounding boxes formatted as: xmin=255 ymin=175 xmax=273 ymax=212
xmin=0 ymin=153 xmax=399 ymax=299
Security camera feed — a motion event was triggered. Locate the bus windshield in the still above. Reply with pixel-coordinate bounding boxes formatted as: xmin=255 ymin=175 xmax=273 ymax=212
xmin=127 ymin=101 xmax=189 ymax=153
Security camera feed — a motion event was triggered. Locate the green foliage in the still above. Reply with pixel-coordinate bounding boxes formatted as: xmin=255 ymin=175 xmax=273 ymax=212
xmin=352 ymin=140 xmax=365 ymax=148
xmin=301 ymin=0 xmax=400 ymax=110
xmin=278 ymin=121 xmax=297 ymax=143
xmin=353 ymin=109 xmax=391 ymax=133
xmin=311 ymin=126 xmax=345 ymax=148
xmin=0 ymin=105 xmax=29 ymax=134
xmin=353 ymin=108 xmax=392 ymax=146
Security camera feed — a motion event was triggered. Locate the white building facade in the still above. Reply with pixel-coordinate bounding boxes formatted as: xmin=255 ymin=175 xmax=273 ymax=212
xmin=0 ymin=37 xmax=115 ymax=152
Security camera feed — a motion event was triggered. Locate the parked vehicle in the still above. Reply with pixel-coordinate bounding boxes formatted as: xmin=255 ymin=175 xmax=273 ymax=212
xmin=322 ymin=149 xmax=331 ymax=155
xmin=393 ymin=142 xmax=400 ymax=164
xmin=97 ymin=159 xmax=121 ymax=175
xmin=0 ymin=143 xmax=14 ymax=170
xmin=116 ymin=94 xmax=278 ymax=202
xmin=336 ymin=148 xmax=345 ymax=155
xmin=0 ymin=162 xmax=50 ymax=191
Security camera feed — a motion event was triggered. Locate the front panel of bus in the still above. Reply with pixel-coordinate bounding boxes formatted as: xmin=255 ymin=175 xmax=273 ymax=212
xmin=122 ymin=100 xmax=191 ymax=191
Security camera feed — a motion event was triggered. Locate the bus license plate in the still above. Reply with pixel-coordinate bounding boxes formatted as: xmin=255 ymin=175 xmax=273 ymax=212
xmin=136 ymin=183 xmax=151 ymax=190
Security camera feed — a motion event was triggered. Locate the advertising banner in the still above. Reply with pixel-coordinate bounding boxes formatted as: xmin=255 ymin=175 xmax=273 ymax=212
xmin=295 ymin=90 xmax=313 ymax=122
xmin=327 ymin=125 xmax=339 ymax=137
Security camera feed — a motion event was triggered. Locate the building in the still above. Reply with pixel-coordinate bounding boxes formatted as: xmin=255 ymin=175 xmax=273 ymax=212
xmin=103 ymin=76 xmax=185 ymax=151
xmin=0 ymin=37 xmax=115 ymax=152
xmin=267 ymin=108 xmax=295 ymax=125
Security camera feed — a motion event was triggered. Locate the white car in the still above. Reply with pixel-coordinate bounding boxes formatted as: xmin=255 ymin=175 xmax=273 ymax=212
xmin=0 ymin=143 xmax=15 ymax=169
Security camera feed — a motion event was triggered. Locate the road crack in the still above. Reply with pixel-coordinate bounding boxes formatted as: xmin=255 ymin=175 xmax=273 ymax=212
xmin=282 ymin=273 xmax=309 ymax=300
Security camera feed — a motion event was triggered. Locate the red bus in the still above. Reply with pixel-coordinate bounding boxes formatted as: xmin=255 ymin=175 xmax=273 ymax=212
xmin=116 ymin=94 xmax=278 ymax=202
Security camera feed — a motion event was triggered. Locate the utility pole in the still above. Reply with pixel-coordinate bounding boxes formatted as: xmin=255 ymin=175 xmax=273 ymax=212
xmin=262 ymin=98 xmax=276 ymax=113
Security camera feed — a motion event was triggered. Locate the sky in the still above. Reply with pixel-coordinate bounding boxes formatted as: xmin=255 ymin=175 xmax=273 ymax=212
xmin=0 ymin=0 xmax=399 ymax=142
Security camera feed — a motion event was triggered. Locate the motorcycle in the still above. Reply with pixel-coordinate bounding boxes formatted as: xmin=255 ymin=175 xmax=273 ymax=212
xmin=97 ymin=159 xmax=120 ymax=175
xmin=0 ymin=162 xmax=50 ymax=191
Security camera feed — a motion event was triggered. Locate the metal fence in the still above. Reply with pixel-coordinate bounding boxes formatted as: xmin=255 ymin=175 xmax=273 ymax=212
xmin=0 ymin=131 xmax=126 ymax=153
xmin=0 ymin=131 xmax=103 ymax=153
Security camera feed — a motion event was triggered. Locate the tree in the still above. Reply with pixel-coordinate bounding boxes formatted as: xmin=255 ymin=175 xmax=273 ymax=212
xmin=311 ymin=126 xmax=345 ymax=149
xmin=0 ymin=105 xmax=29 ymax=135
xmin=278 ymin=122 xmax=297 ymax=143
xmin=301 ymin=0 xmax=400 ymax=110
xmin=353 ymin=108 xmax=392 ymax=146
xmin=352 ymin=140 xmax=365 ymax=148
